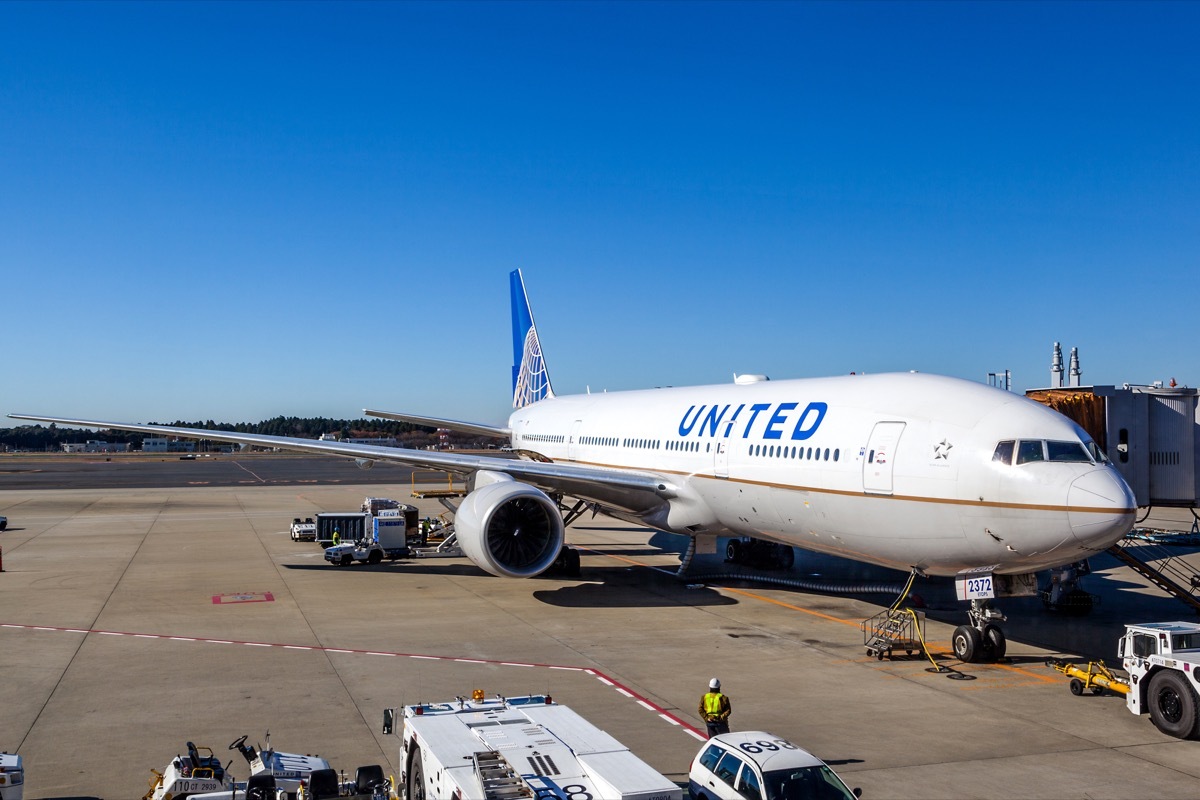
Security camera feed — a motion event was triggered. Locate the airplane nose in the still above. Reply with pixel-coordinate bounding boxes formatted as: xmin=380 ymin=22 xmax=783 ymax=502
xmin=1068 ymin=468 xmax=1136 ymax=547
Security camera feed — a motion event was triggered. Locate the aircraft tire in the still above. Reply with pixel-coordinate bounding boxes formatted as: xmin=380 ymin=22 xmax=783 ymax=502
xmin=952 ymin=625 xmax=982 ymax=663
xmin=726 ymin=540 xmax=741 ymax=563
xmin=408 ymin=749 xmax=426 ymax=800
xmin=982 ymin=625 xmax=1006 ymax=661
xmin=566 ymin=547 xmax=581 ymax=577
xmin=1147 ymin=670 xmax=1199 ymax=739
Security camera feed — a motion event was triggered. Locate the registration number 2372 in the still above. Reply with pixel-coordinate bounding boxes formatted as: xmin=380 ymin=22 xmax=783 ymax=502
xmin=958 ymin=575 xmax=994 ymax=600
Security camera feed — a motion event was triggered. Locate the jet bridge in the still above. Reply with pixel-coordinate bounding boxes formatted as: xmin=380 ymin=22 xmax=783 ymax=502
xmin=1027 ymin=384 xmax=1200 ymax=510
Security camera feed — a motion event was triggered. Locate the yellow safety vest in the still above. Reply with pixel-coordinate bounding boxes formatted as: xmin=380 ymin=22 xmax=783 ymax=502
xmin=703 ymin=692 xmax=726 ymax=717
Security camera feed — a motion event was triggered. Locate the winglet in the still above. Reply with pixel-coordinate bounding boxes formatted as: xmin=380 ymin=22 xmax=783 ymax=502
xmin=510 ymin=269 xmax=555 ymax=409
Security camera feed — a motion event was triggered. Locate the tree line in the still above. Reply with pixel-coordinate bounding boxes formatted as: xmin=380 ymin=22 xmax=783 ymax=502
xmin=0 ymin=416 xmax=493 ymax=452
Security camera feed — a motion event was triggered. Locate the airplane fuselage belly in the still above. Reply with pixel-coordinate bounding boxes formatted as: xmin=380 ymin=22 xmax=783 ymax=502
xmin=509 ymin=372 xmax=1136 ymax=578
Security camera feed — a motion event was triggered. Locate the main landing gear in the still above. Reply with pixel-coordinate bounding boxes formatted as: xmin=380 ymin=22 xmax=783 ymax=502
xmin=952 ymin=599 xmax=1007 ymax=663
xmin=725 ymin=536 xmax=795 ymax=570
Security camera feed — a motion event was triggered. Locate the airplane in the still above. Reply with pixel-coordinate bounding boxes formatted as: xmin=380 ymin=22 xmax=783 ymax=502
xmin=10 ymin=270 xmax=1136 ymax=663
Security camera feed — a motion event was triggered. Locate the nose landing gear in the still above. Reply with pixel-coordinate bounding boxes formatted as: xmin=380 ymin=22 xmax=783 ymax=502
xmin=952 ymin=599 xmax=1007 ymax=663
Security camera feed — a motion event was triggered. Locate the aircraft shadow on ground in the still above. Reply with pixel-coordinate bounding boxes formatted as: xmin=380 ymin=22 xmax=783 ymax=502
xmin=532 ymin=565 xmax=738 ymax=608
xmin=281 ymin=561 xmax=487 ymax=577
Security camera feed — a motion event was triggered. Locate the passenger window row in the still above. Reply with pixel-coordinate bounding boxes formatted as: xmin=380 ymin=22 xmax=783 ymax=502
xmin=751 ymin=444 xmax=839 ymax=463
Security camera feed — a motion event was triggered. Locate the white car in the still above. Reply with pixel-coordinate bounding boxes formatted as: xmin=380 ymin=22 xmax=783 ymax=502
xmin=688 ymin=731 xmax=861 ymax=800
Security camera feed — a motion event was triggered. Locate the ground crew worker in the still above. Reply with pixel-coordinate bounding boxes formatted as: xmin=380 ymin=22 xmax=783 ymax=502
xmin=699 ymin=677 xmax=731 ymax=737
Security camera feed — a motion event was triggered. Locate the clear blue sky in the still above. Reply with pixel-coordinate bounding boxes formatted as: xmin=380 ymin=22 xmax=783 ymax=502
xmin=3 ymin=1 xmax=1197 ymax=428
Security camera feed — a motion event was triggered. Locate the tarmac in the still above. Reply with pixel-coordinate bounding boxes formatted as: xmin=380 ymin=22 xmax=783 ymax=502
xmin=2 ymin=453 xmax=1200 ymax=799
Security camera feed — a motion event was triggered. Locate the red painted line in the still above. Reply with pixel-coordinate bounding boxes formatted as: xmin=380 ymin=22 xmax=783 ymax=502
xmin=0 ymin=622 xmax=705 ymax=737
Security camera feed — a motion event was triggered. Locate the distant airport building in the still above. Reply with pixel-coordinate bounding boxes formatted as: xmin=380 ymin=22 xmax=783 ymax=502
xmin=319 ymin=433 xmax=400 ymax=447
xmin=141 ymin=437 xmax=196 ymax=453
xmin=62 ymin=440 xmax=130 ymax=454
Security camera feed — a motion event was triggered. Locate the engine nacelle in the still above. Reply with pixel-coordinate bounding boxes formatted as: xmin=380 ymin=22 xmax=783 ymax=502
xmin=456 ymin=481 xmax=565 ymax=578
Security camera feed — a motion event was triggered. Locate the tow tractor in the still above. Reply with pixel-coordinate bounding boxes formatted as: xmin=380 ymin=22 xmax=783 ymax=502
xmin=389 ymin=690 xmax=681 ymax=800
xmin=143 ymin=741 xmax=232 ymax=800
xmin=144 ymin=734 xmax=366 ymax=800
xmin=1048 ymin=620 xmax=1200 ymax=739
xmin=290 ymin=518 xmax=317 ymax=542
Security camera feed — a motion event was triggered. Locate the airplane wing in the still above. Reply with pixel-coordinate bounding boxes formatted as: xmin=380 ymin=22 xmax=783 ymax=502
xmin=7 ymin=414 xmax=671 ymax=514
xmin=362 ymin=408 xmax=510 ymax=439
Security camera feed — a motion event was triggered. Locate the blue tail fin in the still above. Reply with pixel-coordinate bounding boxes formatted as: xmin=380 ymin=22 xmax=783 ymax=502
xmin=510 ymin=269 xmax=555 ymax=408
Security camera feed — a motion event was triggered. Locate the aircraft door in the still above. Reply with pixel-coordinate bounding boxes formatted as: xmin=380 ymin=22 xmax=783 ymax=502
xmin=567 ymin=420 xmax=582 ymax=461
xmin=863 ymin=421 xmax=905 ymax=495
xmin=714 ymin=441 xmax=729 ymax=477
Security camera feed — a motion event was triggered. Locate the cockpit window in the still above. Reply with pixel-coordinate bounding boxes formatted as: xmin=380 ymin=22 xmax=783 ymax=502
xmin=1085 ymin=440 xmax=1109 ymax=464
xmin=1016 ymin=440 xmax=1045 ymax=464
xmin=1046 ymin=441 xmax=1092 ymax=463
xmin=992 ymin=441 xmax=1015 ymax=465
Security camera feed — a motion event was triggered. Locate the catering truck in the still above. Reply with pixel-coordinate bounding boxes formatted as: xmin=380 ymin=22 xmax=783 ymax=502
xmin=391 ymin=691 xmax=681 ymax=800
xmin=325 ymin=514 xmax=409 ymax=566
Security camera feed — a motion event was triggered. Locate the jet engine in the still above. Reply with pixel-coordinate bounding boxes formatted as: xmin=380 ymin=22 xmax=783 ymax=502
xmin=455 ymin=481 xmax=565 ymax=578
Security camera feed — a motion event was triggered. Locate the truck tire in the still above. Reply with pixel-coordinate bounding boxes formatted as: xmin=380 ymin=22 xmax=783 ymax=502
xmin=368 ymin=550 xmax=383 ymax=565
xmin=408 ymin=750 xmax=426 ymax=800
xmin=1147 ymin=670 xmax=1199 ymax=739
xmin=340 ymin=554 xmax=352 ymax=567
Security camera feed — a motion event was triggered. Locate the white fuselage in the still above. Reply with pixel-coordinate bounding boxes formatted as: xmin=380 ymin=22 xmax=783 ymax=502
xmin=508 ymin=373 xmax=1135 ymax=577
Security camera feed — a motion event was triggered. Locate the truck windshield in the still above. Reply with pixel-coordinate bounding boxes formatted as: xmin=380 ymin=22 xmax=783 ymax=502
xmin=763 ymin=765 xmax=857 ymax=800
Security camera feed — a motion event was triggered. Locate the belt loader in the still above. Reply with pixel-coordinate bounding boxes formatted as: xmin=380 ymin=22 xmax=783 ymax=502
xmin=391 ymin=691 xmax=681 ymax=800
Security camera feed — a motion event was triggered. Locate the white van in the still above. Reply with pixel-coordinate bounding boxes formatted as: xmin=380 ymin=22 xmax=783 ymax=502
xmin=688 ymin=731 xmax=860 ymax=800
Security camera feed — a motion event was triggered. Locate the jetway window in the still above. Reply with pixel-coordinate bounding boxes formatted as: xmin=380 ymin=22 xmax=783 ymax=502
xmin=992 ymin=441 xmax=1015 ymax=465
xmin=1016 ymin=440 xmax=1045 ymax=464
xmin=1047 ymin=441 xmax=1091 ymax=463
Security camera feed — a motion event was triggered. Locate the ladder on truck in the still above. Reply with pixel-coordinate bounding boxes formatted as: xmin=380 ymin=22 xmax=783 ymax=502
xmin=472 ymin=750 xmax=533 ymax=800
xmin=1107 ymin=535 xmax=1200 ymax=614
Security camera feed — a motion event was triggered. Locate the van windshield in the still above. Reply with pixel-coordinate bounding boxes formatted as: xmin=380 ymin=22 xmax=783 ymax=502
xmin=763 ymin=765 xmax=857 ymax=800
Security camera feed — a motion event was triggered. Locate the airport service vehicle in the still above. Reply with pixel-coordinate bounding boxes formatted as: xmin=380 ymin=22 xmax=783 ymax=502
xmin=325 ymin=513 xmax=413 ymax=565
xmin=0 ymin=752 xmax=24 ymax=800
xmin=144 ymin=735 xmax=342 ymax=800
xmin=144 ymin=741 xmax=232 ymax=800
xmin=290 ymin=517 xmax=316 ymax=542
xmin=1050 ymin=620 xmax=1200 ymax=739
xmin=688 ymin=732 xmax=860 ymax=800
xmin=314 ymin=512 xmax=372 ymax=547
xmin=392 ymin=691 xmax=681 ymax=800
xmin=361 ymin=496 xmax=402 ymax=515
xmin=12 ymin=270 xmax=1138 ymax=661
